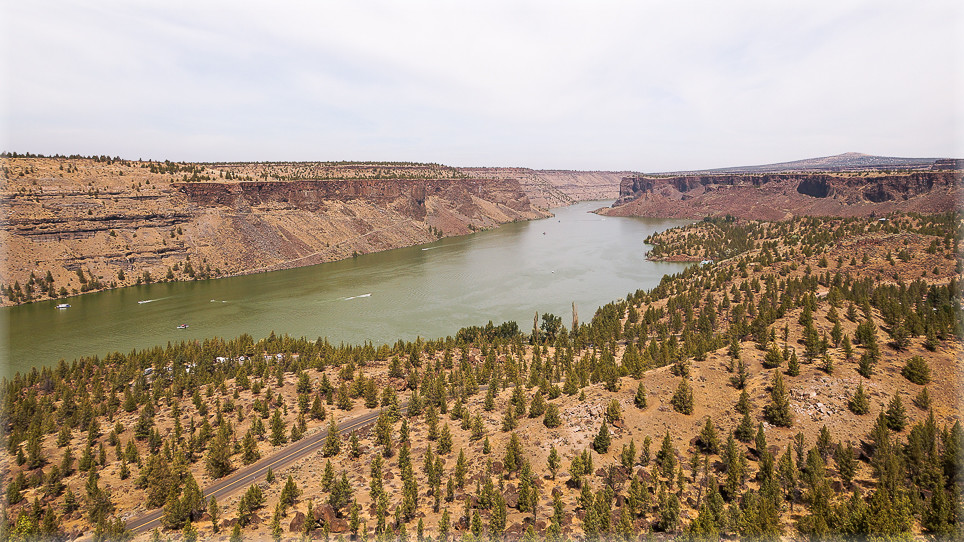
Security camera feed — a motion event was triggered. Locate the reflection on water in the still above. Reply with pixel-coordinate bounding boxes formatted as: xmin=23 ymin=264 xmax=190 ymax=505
xmin=2 ymin=201 xmax=691 ymax=377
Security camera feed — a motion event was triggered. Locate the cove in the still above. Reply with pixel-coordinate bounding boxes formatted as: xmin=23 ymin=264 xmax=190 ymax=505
xmin=2 ymin=201 xmax=690 ymax=378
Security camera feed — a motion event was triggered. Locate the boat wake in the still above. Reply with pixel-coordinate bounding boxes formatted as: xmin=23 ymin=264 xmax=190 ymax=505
xmin=344 ymin=293 xmax=372 ymax=301
xmin=421 ymin=246 xmax=440 ymax=251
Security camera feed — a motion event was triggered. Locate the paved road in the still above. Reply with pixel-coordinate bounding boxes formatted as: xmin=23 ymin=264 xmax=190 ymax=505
xmin=125 ymin=407 xmax=385 ymax=533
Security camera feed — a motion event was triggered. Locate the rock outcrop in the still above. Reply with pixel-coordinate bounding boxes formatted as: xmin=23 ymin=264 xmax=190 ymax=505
xmin=601 ymin=170 xmax=962 ymax=220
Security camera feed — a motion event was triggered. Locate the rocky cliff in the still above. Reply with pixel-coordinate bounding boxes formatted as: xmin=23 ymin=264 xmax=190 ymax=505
xmin=0 ymin=157 xmax=548 ymax=305
xmin=600 ymin=170 xmax=962 ymax=220
xmin=459 ymin=168 xmax=628 ymax=208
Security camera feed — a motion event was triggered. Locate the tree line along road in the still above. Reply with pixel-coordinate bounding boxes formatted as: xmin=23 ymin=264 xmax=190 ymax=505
xmin=125 ymin=406 xmax=386 ymax=534
xmin=125 ymin=385 xmax=489 ymax=535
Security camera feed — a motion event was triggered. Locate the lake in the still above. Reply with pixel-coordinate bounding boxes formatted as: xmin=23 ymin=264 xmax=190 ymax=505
xmin=2 ymin=201 xmax=690 ymax=378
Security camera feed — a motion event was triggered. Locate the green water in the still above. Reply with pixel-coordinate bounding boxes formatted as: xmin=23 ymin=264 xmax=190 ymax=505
xmin=2 ymin=201 xmax=690 ymax=378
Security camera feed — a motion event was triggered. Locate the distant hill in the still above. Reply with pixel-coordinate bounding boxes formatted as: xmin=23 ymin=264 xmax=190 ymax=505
xmin=660 ymin=152 xmax=948 ymax=174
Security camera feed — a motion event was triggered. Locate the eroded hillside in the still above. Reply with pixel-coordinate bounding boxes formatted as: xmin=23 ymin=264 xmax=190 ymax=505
xmin=0 ymin=157 xmax=550 ymax=305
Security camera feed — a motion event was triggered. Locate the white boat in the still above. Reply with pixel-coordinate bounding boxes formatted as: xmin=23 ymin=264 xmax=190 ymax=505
xmin=177 ymin=324 xmax=189 ymax=329
xmin=56 ymin=303 xmax=70 ymax=309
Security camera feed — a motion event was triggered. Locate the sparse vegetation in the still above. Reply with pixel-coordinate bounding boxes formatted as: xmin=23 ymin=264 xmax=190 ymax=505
xmin=1 ymin=209 xmax=961 ymax=541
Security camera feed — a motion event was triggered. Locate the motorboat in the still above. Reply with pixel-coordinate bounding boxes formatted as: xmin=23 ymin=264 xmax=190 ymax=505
xmin=56 ymin=303 xmax=70 ymax=309
xmin=177 ymin=324 xmax=189 ymax=329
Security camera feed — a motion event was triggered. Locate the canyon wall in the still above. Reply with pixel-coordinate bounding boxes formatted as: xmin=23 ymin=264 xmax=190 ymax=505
xmin=459 ymin=168 xmax=628 ymax=208
xmin=0 ymin=158 xmax=548 ymax=305
xmin=601 ymin=170 xmax=962 ymax=220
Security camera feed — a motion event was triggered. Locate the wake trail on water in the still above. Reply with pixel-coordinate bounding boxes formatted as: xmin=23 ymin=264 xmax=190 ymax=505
xmin=136 ymin=297 xmax=170 ymax=304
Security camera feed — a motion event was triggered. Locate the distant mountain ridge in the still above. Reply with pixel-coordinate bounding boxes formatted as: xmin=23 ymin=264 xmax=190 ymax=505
xmin=659 ymin=152 xmax=951 ymax=175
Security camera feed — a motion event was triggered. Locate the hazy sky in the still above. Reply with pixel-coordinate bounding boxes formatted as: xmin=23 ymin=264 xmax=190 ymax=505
xmin=2 ymin=1 xmax=961 ymax=171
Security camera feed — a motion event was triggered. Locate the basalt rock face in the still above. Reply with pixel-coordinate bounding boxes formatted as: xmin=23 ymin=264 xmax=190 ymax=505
xmin=174 ymin=178 xmax=535 ymax=219
xmin=460 ymin=168 xmax=628 ymax=209
xmin=0 ymin=157 xmax=547 ymax=305
xmin=603 ymin=171 xmax=962 ymax=220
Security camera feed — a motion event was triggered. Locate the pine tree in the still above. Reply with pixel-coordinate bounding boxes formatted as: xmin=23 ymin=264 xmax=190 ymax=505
xmin=901 ymin=356 xmax=931 ymax=384
xmin=735 ymin=411 xmax=754 ymax=442
xmin=593 ymin=422 xmax=611 ymax=453
xmin=500 ymin=405 xmax=517 ymax=432
xmin=349 ymin=431 xmax=361 ymax=458
xmin=269 ymin=408 xmax=287 ymax=446
xmin=455 ymin=449 xmax=468 ymax=488
xmin=182 ymin=521 xmax=198 ymax=542
xmin=241 ymin=430 xmax=260 ymax=465
xmin=913 ymin=387 xmax=931 ymax=410
xmin=656 ymin=432 xmax=677 ymax=479
xmin=322 ymin=419 xmax=341 ymax=457
xmin=698 ymin=417 xmax=720 ymax=454
xmin=547 ymin=446 xmax=560 ymax=479
xmin=543 ymin=403 xmax=561 ymax=428
xmin=763 ymin=371 xmax=792 ymax=427
xmin=763 ymin=345 xmax=783 ymax=369
xmin=208 ymin=496 xmax=220 ymax=533
xmin=848 ymin=383 xmax=870 ymax=415
xmin=181 ymin=473 xmax=204 ymax=521
xmin=528 ymin=390 xmax=546 ymax=418
xmin=634 ymin=382 xmax=648 ymax=409
xmin=438 ymin=424 xmax=453 ymax=455
xmin=205 ymin=429 xmax=233 ymax=479
xmin=279 ymin=475 xmax=300 ymax=508
xmin=730 ymin=358 xmax=749 ymax=389
xmin=483 ymin=387 xmax=495 ymax=411
xmin=671 ymin=378 xmax=694 ymax=415
xmin=885 ymin=395 xmax=907 ymax=431
xmin=786 ymin=349 xmax=800 ymax=376
xmin=490 ymin=492 xmax=507 ymax=534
